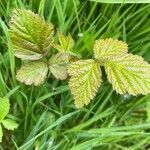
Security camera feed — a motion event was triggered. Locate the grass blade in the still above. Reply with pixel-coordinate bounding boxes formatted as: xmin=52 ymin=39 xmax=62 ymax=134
xmin=89 ymin=0 xmax=150 ymax=3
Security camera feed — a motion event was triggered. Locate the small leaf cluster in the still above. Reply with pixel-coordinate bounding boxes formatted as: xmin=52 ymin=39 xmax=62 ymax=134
xmin=9 ymin=9 xmax=150 ymax=108
xmin=0 ymin=98 xmax=18 ymax=142
xmin=68 ymin=39 xmax=150 ymax=107
xmin=9 ymin=9 xmax=73 ymax=85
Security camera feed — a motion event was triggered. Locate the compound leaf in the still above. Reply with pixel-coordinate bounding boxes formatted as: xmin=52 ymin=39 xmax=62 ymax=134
xmin=0 ymin=98 xmax=10 ymax=121
xmin=2 ymin=119 xmax=19 ymax=130
xmin=49 ymin=53 xmax=68 ymax=80
xmin=104 ymin=53 xmax=150 ymax=95
xmin=9 ymin=9 xmax=54 ymax=60
xmin=16 ymin=61 xmax=48 ymax=86
xmin=68 ymin=59 xmax=102 ymax=108
xmin=52 ymin=32 xmax=74 ymax=53
xmin=94 ymin=38 xmax=128 ymax=63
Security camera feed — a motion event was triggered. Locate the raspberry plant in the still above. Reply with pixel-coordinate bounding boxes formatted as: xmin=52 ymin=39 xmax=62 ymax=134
xmin=9 ymin=9 xmax=150 ymax=108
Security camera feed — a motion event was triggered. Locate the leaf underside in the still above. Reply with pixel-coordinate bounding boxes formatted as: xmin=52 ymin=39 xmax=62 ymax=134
xmin=104 ymin=54 xmax=150 ymax=95
xmin=0 ymin=98 xmax=10 ymax=121
xmin=49 ymin=53 xmax=68 ymax=80
xmin=9 ymin=9 xmax=54 ymax=60
xmin=16 ymin=61 xmax=48 ymax=86
xmin=68 ymin=59 xmax=102 ymax=108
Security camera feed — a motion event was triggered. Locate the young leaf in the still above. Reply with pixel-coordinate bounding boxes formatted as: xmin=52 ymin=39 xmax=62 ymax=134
xmin=52 ymin=32 xmax=74 ymax=53
xmin=2 ymin=119 xmax=19 ymax=130
xmin=68 ymin=59 xmax=102 ymax=108
xmin=9 ymin=9 xmax=54 ymax=60
xmin=16 ymin=61 xmax=48 ymax=86
xmin=0 ymin=98 xmax=10 ymax=121
xmin=49 ymin=53 xmax=68 ymax=80
xmin=104 ymin=53 xmax=150 ymax=95
xmin=94 ymin=38 xmax=128 ymax=63
xmin=0 ymin=124 xmax=3 ymax=143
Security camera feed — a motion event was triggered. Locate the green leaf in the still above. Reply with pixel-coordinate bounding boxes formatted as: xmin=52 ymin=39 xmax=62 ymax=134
xmin=52 ymin=32 xmax=74 ymax=53
xmin=0 ymin=98 xmax=10 ymax=121
xmin=89 ymin=0 xmax=150 ymax=3
xmin=49 ymin=53 xmax=68 ymax=80
xmin=0 ymin=124 xmax=3 ymax=143
xmin=94 ymin=38 xmax=128 ymax=63
xmin=2 ymin=119 xmax=19 ymax=130
xmin=16 ymin=61 xmax=48 ymax=86
xmin=9 ymin=9 xmax=54 ymax=60
xmin=104 ymin=53 xmax=150 ymax=95
xmin=68 ymin=59 xmax=102 ymax=108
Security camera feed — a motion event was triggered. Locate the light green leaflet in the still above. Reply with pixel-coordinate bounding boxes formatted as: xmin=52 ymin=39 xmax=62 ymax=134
xmin=0 ymin=98 xmax=18 ymax=142
xmin=1 ymin=119 xmax=19 ymax=130
xmin=104 ymin=53 xmax=150 ymax=95
xmin=94 ymin=38 xmax=128 ymax=63
xmin=52 ymin=31 xmax=74 ymax=53
xmin=9 ymin=9 xmax=54 ymax=60
xmin=68 ymin=59 xmax=102 ymax=108
xmin=0 ymin=98 xmax=10 ymax=121
xmin=16 ymin=61 xmax=48 ymax=86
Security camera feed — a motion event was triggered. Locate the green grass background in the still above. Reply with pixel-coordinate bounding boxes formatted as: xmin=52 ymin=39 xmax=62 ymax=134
xmin=0 ymin=0 xmax=150 ymax=149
